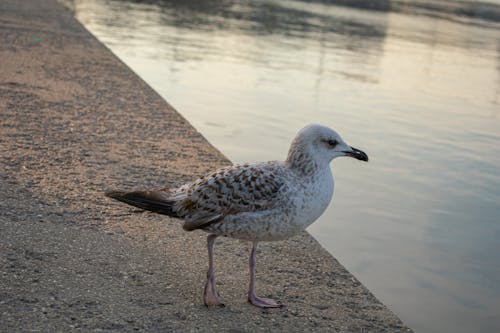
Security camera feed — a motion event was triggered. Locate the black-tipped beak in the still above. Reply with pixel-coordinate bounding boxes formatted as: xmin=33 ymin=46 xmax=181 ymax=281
xmin=344 ymin=146 xmax=369 ymax=162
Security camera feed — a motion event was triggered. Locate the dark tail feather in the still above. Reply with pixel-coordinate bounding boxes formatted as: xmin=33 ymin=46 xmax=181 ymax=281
xmin=105 ymin=190 xmax=180 ymax=217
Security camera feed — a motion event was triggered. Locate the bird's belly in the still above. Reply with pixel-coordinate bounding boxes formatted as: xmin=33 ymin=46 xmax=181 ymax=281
xmin=206 ymin=209 xmax=302 ymax=241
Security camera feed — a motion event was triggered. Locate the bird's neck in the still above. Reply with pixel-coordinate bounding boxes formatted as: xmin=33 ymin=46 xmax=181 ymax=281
xmin=286 ymin=144 xmax=327 ymax=177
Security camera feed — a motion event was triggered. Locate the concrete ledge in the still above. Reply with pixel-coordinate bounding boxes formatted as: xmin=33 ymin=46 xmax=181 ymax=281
xmin=0 ymin=0 xmax=411 ymax=331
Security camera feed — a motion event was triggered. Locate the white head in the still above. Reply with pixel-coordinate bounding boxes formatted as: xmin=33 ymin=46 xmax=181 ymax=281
xmin=286 ymin=124 xmax=368 ymax=172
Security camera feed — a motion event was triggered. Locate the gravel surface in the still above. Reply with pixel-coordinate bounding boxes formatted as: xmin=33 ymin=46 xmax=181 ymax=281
xmin=0 ymin=0 xmax=412 ymax=331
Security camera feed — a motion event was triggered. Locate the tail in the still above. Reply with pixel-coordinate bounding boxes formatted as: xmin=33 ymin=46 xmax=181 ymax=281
xmin=105 ymin=190 xmax=180 ymax=218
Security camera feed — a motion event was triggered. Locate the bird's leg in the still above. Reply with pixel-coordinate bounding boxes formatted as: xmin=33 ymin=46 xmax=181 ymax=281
xmin=203 ymin=234 xmax=224 ymax=306
xmin=247 ymin=241 xmax=283 ymax=308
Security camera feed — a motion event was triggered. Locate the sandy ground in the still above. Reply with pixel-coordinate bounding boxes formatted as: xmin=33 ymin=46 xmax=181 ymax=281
xmin=0 ymin=0 xmax=411 ymax=331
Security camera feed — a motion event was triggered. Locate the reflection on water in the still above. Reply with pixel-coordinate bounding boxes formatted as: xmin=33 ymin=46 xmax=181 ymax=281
xmin=71 ymin=0 xmax=500 ymax=332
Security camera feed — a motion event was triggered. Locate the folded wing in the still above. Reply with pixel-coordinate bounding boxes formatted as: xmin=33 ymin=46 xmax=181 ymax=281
xmin=175 ymin=162 xmax=287 ymax=231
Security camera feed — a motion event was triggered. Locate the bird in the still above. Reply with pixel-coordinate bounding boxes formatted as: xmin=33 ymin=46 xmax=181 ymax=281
xmin=106 ymin=124 xmax=368 ymax=308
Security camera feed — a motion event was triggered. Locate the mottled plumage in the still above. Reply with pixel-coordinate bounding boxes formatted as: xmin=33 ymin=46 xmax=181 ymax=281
xmin=175 ymin=161 xmax=288 ymax=233
xmin=106 ymin=124 xmax=368 ymax=308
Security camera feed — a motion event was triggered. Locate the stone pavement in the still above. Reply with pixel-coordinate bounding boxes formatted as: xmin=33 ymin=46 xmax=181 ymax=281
xmin=0 ymin=0 xmax=411 ymax=331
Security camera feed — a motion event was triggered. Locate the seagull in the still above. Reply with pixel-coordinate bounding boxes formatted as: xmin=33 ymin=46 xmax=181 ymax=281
xmin=106 ymin=124 xmax=368 ymax=308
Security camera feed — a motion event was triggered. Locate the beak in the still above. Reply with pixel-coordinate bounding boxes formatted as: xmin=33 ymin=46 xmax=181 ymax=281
xmin=343 ymin=146 xmax=368 ymax=162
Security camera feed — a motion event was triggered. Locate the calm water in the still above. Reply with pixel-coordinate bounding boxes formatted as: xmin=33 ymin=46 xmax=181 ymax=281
xmin=71 ymin=0 xmax=500 ymax=331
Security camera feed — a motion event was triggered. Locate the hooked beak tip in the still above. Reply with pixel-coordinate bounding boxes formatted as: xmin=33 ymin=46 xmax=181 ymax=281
xmin=344 ymin=146 xmax=369 ymax=162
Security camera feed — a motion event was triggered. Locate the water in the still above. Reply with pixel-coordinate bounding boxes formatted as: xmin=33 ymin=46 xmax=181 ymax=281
xmin=70 ymin=0 xmax=500 ymax=331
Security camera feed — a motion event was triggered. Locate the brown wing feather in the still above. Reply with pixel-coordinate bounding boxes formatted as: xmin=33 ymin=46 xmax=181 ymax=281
xmin=177 ymin=162 xmax=286 ymax=231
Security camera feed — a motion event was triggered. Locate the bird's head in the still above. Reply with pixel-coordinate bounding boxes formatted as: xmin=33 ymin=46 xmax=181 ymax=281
xmin=287 ymin=124 xmax=368 ymax=169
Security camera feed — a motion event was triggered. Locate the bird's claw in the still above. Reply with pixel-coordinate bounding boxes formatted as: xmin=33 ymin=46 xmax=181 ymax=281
xmin=248 ymin=295 xmax=283 ymax=308
xmin=204 ymin=281 xmax=225 ymax=307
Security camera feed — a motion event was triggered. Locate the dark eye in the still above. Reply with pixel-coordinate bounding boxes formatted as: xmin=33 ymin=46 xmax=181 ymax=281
xmin=326 ymin=139 xmax=338 ymax=148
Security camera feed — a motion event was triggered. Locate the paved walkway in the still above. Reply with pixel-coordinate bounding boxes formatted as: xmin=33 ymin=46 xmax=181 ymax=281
xmin=0 ymin=0 xmax=411 ymax=331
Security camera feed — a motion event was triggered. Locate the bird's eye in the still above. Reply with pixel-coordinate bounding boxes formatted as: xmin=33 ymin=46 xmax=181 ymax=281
xmin=327 ymin=139 xmax=338 ymax=148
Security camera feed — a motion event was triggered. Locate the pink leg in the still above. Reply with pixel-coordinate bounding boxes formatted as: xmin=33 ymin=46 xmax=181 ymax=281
xmin=247 ymin=241 xmax=283 ymax=308
xmin=203 ymin=234 xmax=224 ymax=306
